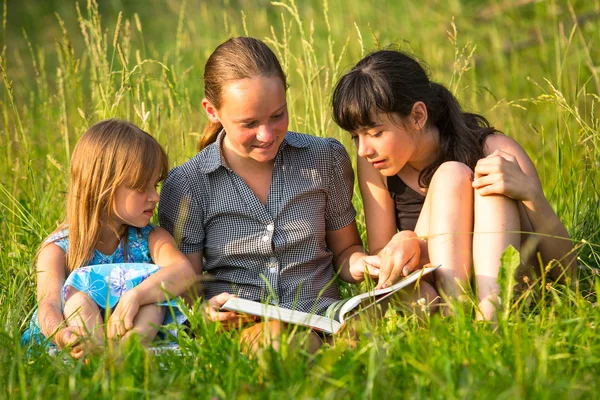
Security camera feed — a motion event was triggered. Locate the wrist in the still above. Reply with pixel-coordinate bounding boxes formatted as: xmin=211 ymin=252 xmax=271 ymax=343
xmin=522 ymin=184 xmax=545 ymax=210
xmin=38 ymin=303 xmax=65 ymax=339
xmin=54 ymin=327 xmax=70 ymax=349
xmin=124 ymin=287 xmax=143 ymax=304
xmin=392 ymin=230 xmax=417 ymax=242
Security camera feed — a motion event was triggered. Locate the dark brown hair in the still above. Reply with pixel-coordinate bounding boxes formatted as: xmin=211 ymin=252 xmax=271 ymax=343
xmin=198 ymin=37 xmax=288 ymax=151
xmin=332 ymin=49 xmax=499 ymax=187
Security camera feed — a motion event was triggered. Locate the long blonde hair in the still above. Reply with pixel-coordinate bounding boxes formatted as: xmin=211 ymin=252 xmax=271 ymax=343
xmin=47 ymin=119 xmax=168 ymax=272
xmin=198 ymin=37 xmax=288 ymax=151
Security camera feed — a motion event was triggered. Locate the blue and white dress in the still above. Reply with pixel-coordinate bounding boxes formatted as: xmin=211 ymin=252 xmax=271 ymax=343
xmin=22 ymin=225 xmax=186 ymax=346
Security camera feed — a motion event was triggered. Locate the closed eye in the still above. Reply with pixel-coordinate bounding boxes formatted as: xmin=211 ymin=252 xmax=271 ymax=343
xmin=243 ymin=121 xmax=258 ymax=128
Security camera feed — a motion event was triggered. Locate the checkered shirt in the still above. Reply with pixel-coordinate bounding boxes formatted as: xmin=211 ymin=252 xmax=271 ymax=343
xmin=158 ymin=131 xmax=357 ymax=314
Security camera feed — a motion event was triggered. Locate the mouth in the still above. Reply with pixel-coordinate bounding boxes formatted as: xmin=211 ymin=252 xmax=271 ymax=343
xmin=253 ymin=141 xmax=275 ymax=150
xmin=143 ymin=208 xmax=155 ymax=217
xmin=370 ymin=159 xmax=386 ymax=169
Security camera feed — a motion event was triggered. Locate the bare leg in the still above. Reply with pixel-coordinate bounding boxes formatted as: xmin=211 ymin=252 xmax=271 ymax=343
xmin=415 ymin=162 xmax=474 ymax=310
xmin=121 ymin=304 xmax=166 ymax=346
xmin=517 ymin=202 xmax=537 ymax=267
xmin=63 ymin=288 xmax=104 ymax=349
xmin=473 ymin=190 xmax=521 ymax=321
xmin=240 ymin=321 xmax=323 ymax=355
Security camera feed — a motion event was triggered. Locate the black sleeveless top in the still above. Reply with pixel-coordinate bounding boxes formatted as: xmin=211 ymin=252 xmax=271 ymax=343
xmin=387 ymin=175 xmax=425 ymax=232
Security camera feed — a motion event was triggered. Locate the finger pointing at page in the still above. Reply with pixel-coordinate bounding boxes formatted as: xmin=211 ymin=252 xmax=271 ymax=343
xmin=376 ymin=231 xmax=420 ymax=289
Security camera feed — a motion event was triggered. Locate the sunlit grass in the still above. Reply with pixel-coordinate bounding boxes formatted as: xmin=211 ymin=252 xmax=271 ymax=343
xmin=1 ymin=0 xmax=600 ymax=397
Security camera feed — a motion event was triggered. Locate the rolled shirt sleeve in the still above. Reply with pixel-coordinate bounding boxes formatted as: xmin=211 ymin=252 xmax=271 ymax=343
xmin=324 ymin=138 xmax=357 ymax=231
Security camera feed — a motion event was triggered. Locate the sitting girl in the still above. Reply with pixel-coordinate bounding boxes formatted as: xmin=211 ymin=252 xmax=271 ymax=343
xmin=331 ymin=49 xmax=575 ymax=320
xmin=158 ymin=37 xmax=438 ymax=354
xmin=23 ymin=119 xmax=195 ymax=358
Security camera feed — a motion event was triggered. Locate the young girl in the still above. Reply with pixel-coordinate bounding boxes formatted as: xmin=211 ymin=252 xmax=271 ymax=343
xmin=159 ymin=37 xmax=438 ymax=353
xmin=331 ymin=49 xmax=575 ymax=320
xmin=23 ymin=119 xmax=195 ymax=358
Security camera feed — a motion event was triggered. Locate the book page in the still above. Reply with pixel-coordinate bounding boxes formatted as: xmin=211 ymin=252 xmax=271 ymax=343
xmin=221 ymin=265 xmax=440 ymax=334
xmin=338 ymin=264 xmax=441 ymax=324
xmin=222 ymin=297 xmax=343 ymax=334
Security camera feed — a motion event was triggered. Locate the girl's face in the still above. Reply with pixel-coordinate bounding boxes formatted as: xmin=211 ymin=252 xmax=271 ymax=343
xmin=203 ymin=75 xmax=288 ymax=164
xmin=112 ymin=179 xmax=160 ymax=229
xmin=351 ymin=112 xmax=418 ymax=176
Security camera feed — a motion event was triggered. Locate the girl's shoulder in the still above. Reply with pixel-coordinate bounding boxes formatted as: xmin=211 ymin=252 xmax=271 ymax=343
xmin=126 ymin=224 xmax=154 ymax=243
xmin=285 ymin=131 xmax=349 ymax=160
xmin=44 ymin=228 xmax=69 ymax=252
xmin=483 ymin=133 xmax=523 ymax=156
xmin=286 ymin=131 xmax=344 ymax=147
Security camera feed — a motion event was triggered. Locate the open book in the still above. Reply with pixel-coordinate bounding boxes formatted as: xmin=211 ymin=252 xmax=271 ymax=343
xmin=222 ymin=264 xmax=441 ymax=334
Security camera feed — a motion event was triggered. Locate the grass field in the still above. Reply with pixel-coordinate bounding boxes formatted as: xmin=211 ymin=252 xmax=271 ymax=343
xmin=1 ymin=0 xmax=600 ymax=398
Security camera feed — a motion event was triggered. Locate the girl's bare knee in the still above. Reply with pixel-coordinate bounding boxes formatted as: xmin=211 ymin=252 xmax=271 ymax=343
xmin=430 ymin=161 xmax=473 ymax=190
xmin=63 ymin=290 xmax=101 ymax=321
xmin=64 ymin=288 xmax=93 ymax=305
xmin=420 ymin=281 xmax=440 ymax=303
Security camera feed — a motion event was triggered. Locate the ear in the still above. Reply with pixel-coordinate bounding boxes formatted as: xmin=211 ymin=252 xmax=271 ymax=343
xmin=202 ymin=98 xmax=220 ymax=123
xmin=409 ymin=101 xmax=428 ymax=131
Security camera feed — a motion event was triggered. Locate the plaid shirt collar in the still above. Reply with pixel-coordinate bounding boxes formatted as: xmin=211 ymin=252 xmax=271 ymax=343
xmin=198 ymin=129 xmax=311 ymax=174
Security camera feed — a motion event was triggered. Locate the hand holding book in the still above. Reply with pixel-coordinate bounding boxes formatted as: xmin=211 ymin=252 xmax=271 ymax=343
xmin=371 ymin=230 xmax=421 ymax=289
xmin=222 ymin=264 xmax=441 ymax=334
xmin=205 ymin=292 xmax=258 ymax=330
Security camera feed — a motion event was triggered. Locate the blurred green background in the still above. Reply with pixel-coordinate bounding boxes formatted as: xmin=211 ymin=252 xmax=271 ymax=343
xmin=2 ymin=1 xmax=600 ymax=398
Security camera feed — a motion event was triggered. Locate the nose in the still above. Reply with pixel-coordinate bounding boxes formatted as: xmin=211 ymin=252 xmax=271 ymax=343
xmin=356 ymin=137 xmax=373 ymax=158
xmin=256 ymin=123 xmax=274 ymax=143
xmin=148 ymin=186 xmax=160 ymax=202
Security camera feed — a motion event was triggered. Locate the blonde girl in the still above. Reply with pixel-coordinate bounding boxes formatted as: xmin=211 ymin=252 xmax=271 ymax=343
xmin=23 ymin=119 xmax=194 ymax=358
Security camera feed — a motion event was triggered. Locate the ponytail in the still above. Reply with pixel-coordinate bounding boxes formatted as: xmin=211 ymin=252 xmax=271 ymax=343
xmin=198 ymin=121 xmax=223 ymax=152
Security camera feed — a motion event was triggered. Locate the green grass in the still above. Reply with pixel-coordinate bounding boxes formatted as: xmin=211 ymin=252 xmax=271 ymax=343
xmin=1 ymin=0 xmax=600 ymax=398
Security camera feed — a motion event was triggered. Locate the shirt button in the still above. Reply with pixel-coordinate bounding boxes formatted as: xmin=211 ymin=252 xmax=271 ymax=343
xmin=266 ymin=224 xmax=274 ymax=232
xmin=262 ymin=235 xmax=270 ymax=242
xmin=269 ymin=267 xmax=277 ymax=274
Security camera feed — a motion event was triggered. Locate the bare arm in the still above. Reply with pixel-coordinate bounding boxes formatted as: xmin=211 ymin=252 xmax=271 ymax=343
xmin=107 ymin=227 xmax=197 ymax=338
xmin=36 ymin=244 xmax=67 ymax=338
xmin=357 ymin=155 xmax=422 ymax=288
xmin=36 ymin=243 xmax=84 ymax=350
xmin=357 ymin=155 xmax=398 ymax=254
xmin=474 ymin=135 xmax=575 ymax=280
xmin=129 ymin=226 xmax=196 ymax=304
xmin=326 ymin=221 xmax=377 ymax=284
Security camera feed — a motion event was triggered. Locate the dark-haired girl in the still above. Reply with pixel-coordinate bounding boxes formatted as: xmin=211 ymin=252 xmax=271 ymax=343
xmin=332 ymin=49 xmax=574 ymax=320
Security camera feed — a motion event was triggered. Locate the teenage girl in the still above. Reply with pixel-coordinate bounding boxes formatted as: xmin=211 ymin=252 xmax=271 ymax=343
xmin=331 ymin=50 xmax=575 ymax=320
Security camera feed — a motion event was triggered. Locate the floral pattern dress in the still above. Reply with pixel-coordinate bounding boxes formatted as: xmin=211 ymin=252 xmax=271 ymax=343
xmin=23 ymin=225 xmax=186 ymax=346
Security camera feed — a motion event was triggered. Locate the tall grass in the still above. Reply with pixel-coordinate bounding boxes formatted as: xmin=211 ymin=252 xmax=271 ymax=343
xmin=1 ymin=0 xmax=600 ymax=397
